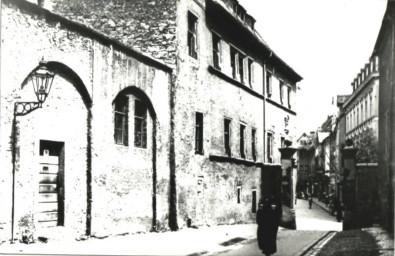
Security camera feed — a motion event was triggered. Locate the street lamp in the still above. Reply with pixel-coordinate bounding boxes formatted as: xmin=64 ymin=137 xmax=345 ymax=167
xmin=11 ymin=60 xmax=55 ymax=243
xmin=14 ymin=61 xmax=54 ymax=116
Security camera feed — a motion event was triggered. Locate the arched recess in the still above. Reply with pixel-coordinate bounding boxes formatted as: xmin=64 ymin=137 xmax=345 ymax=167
xmin=22 ymin=61 xmax=92 ymax=109
xmin=113 ymin=86 xmax=158 ymax=231
xmin=16 ymin=61 xmax=93 ymax=236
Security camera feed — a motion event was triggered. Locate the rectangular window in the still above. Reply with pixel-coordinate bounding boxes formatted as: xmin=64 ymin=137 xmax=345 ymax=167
xmin=134 ymin=99 xmax=147 ymax=148
xmin=240 ymin=124 xmax=246 ymax=158
xmin=287 ymin=86 xmax=292 ymax=109
xmin=267 ymin=133 xmax=273 ymax=163
xmin=280 ymin=81 xmax=284 ymax=105
xmin=238 ymin=54 xmax=245 ymax=84
xmin=231 ymin=48 xmax=238 ymax=79
xmin=237 ymin=186 xmax=241 ymax=204
xmin=370 ymin=94 xmax=373 ymax=117
xmin=114 ymin=96 xmax=129 ymax=145
xmin=365 ymin=99 xmax=369 ymax=119
xmin=212 ymin=33 xmax=221 ymax=69
xmin=224 ymin=119 xmax=231 ymax=157
xmin=195 ymin=112 xmax=204 ymax=154
xmin=266 ymin=71 xmax=272 ymax=98
xmin=188 ymin=12 xmax=198 ymax=59
xmin=248 ymin=59 xmax=254 ymax=87
xmin=251 ymin=128 xmax=256 ymax=161
xmin=281 ymin=136 xmax=285 ymax=148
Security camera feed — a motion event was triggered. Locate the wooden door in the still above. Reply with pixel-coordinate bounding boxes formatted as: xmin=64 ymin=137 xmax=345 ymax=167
xmin=37 ymin=141 xmax=64 ymax=228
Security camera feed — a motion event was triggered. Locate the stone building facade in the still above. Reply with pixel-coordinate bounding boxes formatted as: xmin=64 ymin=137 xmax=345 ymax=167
xmin=0 ymin=0 xmax=302 ymax=242
xmin=343 ymin=57 xmax=380 ymax=145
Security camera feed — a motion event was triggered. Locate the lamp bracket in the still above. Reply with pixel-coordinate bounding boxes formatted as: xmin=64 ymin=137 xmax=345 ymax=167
xmin=14 ymin=102 xmax=42 ymax=116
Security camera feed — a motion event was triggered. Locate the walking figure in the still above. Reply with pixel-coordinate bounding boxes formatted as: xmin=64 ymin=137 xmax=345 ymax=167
xmin=308 ymin=195 xmax=313 ymax=209
xmin=256 ymin=196 xmax=282 ymax=256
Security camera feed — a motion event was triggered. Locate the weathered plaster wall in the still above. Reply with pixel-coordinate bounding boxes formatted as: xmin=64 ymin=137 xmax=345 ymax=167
xmin=0 ymin=1 xmax=171 ymax=241
xmin=172 ymin=0 xmax=263 ymax=226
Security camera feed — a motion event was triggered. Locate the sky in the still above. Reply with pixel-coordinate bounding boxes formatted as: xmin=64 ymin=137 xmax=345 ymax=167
xmin=240 ymin=0 xmax=387 ymax=135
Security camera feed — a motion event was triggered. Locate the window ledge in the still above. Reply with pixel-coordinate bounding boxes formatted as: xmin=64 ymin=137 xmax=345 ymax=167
xmin=266 ymin=98 xmax=296 ymax=115
xmin=209 ymin=154 xmax=263 ymax=167
xmin=208 ymin=65 xmax=264 ymax=100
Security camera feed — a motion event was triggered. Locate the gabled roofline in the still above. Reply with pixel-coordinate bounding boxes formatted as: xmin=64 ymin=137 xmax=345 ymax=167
xmin=5 ymin=0 xmax=174 ymax=74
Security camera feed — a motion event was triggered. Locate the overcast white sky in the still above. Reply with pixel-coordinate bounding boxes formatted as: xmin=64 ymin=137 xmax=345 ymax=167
xmin=240 ymin=0 xmax=387 ymax=135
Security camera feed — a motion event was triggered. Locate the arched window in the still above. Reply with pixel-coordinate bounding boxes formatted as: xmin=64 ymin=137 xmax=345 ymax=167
xmin=134 ymin=99 xmax=148 ymax=148
xmin=114 ymin=95 xmax=129 ymax=145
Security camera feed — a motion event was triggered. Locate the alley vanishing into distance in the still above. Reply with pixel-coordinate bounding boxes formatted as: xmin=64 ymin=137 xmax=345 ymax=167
xmin=213 ymin=199 xmax=341 ymax=256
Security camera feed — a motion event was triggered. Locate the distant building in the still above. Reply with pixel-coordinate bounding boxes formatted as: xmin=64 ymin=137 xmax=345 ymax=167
xmin=296 ymin=132 xmax=316 ymax=195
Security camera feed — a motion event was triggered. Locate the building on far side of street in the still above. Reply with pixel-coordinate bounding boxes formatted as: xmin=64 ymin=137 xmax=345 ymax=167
xmin=296 ymin=132 xmax=316 ymax=196
xmin=372 ymin=0 xmax=395 ymax=235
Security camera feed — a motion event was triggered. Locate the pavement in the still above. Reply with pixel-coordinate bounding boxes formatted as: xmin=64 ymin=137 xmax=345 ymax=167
xmin=301 ymin=197 xmax=394 ymax=256
xmin=0 ymin=198 xmax=392 ymax=256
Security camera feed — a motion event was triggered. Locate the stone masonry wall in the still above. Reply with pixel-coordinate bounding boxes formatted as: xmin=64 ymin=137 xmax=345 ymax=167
xmin=0 ymin=1 xmax=171 ymax=242
xmin=51 ymin=0 xmax=178 ymax=65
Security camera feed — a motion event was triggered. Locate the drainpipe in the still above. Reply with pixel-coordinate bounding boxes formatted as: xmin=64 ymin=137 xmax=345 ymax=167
xmin=10 ymin=113 xmax=17 ymax=244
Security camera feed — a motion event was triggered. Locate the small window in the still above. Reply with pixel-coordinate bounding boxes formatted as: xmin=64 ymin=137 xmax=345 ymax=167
xmin=188 ymin=12 xmax=198 ymax=59
xmin=231 ymin=48 xmax=238 ymax=79
xmin=224 ymin=119 xmax=231 ymax=157
xmin=240 ymin=124 xmax=246 ymax=159
xmin=281 ymin=136 xmax=285 ymax=148
xmin=237 ymin=186 xmax=241 ymax=204
xmin=267 ymin=133 xmax=273 ymax=163
xmin=251 ymin=128 xmax=256 ymax=161
xmin=238 ymin=54 xmax=245 ymax=84
xmin=248 ymin=59 xmax=254 ymax=87
xmin=114 ymin=95 xmax=129 ymax=145
xmin=134 ymin=99 xmax=147 ymax=148
xmin=280 ymin=81 xmax=284 ymax=105
xmin=212 ymin=33 xmax=221 ymax=69
xmin=195 ymin=112 xmax=204 ymax=154
xmin=266 ymin=71 xmax=272 ymax=98
xmin=287 ymin=86 xmax=292 ymax=109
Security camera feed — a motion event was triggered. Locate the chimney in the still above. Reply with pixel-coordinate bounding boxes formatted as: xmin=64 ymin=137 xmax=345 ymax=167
xmin=38 ymin=0 xmax=44 ymax=7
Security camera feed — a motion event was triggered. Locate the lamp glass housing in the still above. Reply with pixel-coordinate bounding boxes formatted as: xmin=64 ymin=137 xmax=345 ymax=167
xmin=31 ymin=64 xmax=54 ymax=103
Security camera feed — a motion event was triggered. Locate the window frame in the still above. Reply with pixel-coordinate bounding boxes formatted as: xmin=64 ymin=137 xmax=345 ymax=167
xmin=195 ymin=112 xmax=204 ymax=154
xmin=251 ymin=128 xmax=257 ymax=161
xmin=224 ymin=118 xmax=232 ymax=157
xmin=114 ymin=95 xmax=129 ymax=146
xmin=134 ymin=98 xmax=148 ymax=148
xmin=212 ymin=32 xmax=221 ymax=70
xmin=266 ymin=71 xmax=272 ymax=98
xmin=267 ymin=132 xmax=273 ymax=163
xmin=188 ymin=11 xmax=198 ymax=59
xmin=240 ymin=123 xmax=246 ymax=159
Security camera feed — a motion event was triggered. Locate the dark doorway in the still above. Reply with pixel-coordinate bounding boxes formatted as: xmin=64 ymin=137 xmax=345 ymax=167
xmin=38 ymin=140 xmax=65 ymax=227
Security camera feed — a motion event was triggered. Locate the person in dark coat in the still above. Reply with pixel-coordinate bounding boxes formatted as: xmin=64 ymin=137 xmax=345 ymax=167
xmin=308 ymin=195 xmax=313 ymax=209
xmin=256 ymin=196 xmax=282 ymax=256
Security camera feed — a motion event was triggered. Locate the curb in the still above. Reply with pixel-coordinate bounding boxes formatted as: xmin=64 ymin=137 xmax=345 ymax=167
xmin=200 ymin=237 xmax=257 ymax=256
xmin=312 ymin=200 xmax=331 ymax=214
xmin=295 ymin=231 xmax=337 ymax=256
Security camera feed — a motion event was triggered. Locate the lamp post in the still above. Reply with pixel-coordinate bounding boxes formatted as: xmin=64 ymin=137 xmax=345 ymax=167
xmin=11 ymin=60 xmax=54 ymax=243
